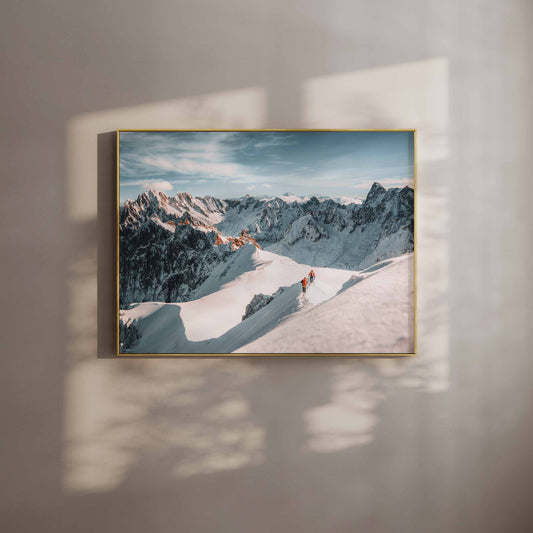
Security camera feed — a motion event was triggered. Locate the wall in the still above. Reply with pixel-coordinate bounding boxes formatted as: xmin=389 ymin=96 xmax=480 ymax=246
xmin=1 ymin=1 xmax=532 ymax=532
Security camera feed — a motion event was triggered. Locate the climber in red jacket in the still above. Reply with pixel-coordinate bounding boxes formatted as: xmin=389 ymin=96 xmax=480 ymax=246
xmin=301 ymin=277 xmax=307 ymax=293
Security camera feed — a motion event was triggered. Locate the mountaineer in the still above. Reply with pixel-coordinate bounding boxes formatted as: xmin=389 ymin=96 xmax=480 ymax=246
xmin=301 ymin=277 xmax=307 ymax=293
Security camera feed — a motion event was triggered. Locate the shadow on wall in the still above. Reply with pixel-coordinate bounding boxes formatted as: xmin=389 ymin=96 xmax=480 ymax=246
xmin=64 ymin=59 xmax=450 ymax=495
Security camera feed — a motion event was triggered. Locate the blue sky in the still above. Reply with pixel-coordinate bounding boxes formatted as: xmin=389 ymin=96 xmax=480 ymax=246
xmin=119 ymin=130 xmax=414 ymax=203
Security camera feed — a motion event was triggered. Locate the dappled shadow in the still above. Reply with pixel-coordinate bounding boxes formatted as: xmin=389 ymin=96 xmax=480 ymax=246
xmin=303 ymin=184 xmax=450 ymax=451
xmin=65 ymin=86 xmax=271 ymax=493
xmin=64 ymin=59 xmax=450 ymax=498
xmin=3 ymin=0 xmax=532 ymax=530
xmin=298 ymin=59 xmax=450 ymax=448
xmin=58 ymin=52 xmax=454 ymax=533
xmin=64 ymin=356 xmax=265 ymax=492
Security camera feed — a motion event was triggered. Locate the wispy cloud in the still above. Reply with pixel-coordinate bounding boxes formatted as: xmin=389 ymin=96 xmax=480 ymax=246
xmin=145 ymin=180 xmax=173 ymax=192
xmin=122 ymin=131 xmax=269 ymax=184
xmin=122 ymin=179 xmax=174 ymax=192
xmin=141 ymin=155 xmax=247 ymax=179
xmin=119 ymin=130 xmax=415 ymax=201
xmin=253 ymin=133 xmax=295 ymax=149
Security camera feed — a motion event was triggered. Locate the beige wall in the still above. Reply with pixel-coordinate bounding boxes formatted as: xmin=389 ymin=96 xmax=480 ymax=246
xmin=1 ymin=1 xmax=532 ymax=532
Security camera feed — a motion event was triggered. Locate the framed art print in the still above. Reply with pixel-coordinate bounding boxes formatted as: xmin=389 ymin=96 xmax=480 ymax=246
xmin=117 ymin=130 xmax=416 ymax=355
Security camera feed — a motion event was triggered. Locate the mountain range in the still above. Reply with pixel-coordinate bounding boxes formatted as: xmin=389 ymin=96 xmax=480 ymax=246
xmin=119 ymin=182 xmax=414 ymax=307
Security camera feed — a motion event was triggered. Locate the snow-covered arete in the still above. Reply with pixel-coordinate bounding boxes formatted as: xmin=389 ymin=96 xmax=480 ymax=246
xmin=236 ymin=254 xmax=414 ymax=354
xmin=119 ymin=182 xmax=415 ymax=354
xmin=119 ymin=252 xmax=413 ymax=354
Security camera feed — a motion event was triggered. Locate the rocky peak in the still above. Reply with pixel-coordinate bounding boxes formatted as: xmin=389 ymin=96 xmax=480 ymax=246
xmin=174 ymin=191 xmax=194 ymax=206
xmin=136 ymin=189 xmax=167 ymax=209
xmin=284 ymin=214 xmax=328 ymax=245
xmin=364 ymin=182 xmax=387 ymax=207
xmin=119 ymin=182 xmax=415 ymax=306
xmin=121 ymin=190 xmax=169 ymax=227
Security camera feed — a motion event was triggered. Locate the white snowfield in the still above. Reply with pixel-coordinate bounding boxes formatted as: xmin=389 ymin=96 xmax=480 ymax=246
xmin=236 ymin=254 xmax=414 ymax=354
xmin=120 ymin=247 xmax=414 ymax=354
xmin=181 ymin=245 xmax=351 ymax=340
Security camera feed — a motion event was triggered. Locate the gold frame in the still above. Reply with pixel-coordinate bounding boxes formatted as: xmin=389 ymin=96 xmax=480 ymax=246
xmin=116 ymin=129 xmax=417 ymax=357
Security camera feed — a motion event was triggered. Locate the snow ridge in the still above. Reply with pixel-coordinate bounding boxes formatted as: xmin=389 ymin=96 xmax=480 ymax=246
xmin=119 ymin=253 xmax=413 ymax=354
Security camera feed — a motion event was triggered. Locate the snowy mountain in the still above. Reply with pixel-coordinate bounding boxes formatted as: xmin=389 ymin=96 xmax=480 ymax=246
xmin=119 ymin=250 xmax=414 ymax=354
xmin=268 ymin=183 xmax=413 ymax=269
xmin=119 ymin=191 xmax=259 ymax=305
xmin=119 ymin=181 xmax=415 ymax=353
xmin=120 ymin=244 xmax=346 ymax=352
xmin=222 ymin=183 xmax=413 ymax=266
xmin=119 ymin=182 xmax=414 ymax=307
xmin=248 ymin=192 xmax=363 ymax=205
xmin=236 ymin=254 xmax=414 ymax=354
xmin=121 ymin=190 xmax=226 ymax=229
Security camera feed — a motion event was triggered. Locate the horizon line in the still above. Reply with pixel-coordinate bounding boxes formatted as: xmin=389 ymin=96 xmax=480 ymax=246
xmin=120 ymin=180 xmax=413 ymax=204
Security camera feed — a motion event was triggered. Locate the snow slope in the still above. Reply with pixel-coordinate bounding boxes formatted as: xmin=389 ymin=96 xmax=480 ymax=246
xmin=179 ymin=244 xmax=353 ymax=341
xmin=120 ymin=245 xmax=353 ymax=353
xmin=120 ymin=252 xmax=413 ymax=354
xmin=235 ymin=254 xmax=414 ymax=354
